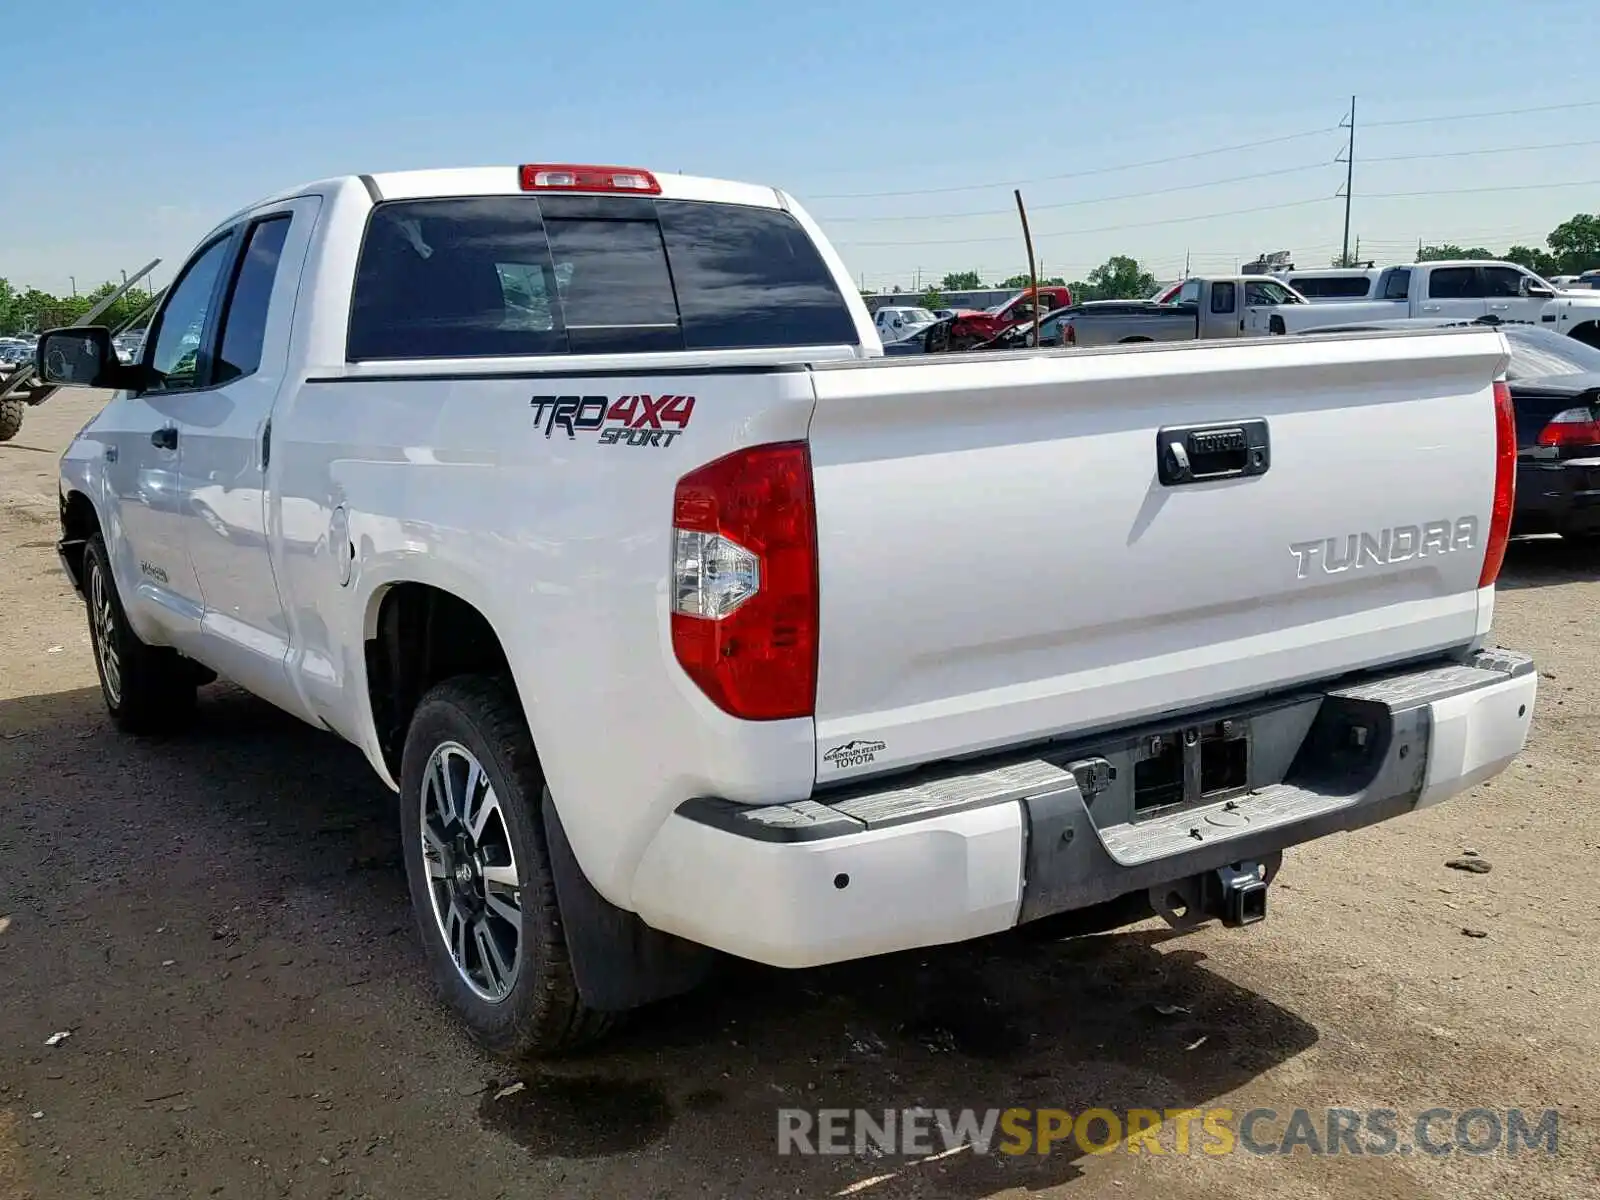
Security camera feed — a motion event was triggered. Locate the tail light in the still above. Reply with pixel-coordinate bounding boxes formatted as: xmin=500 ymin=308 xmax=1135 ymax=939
xmin=1535 ymin=404 xmax=1600 ymax=448
xmin=519 ymin=164 xmax=661 ymax=194
xmin=1479 ymin=379 xmax=1517 ymax=589
xmin=671 ymin=443 xmax=818 ymax=720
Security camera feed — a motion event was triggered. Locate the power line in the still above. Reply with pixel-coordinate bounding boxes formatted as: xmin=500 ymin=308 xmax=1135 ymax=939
xmin=1362 ymin=99 xmax=1600 ymax=128
xmin=838 ymin=174 xmax=1600 ymax=250
xmin=807 ymin=126 xmax=1339 ymax=200
xmin=810 ymin=99 xmax=1600 ymax=205
xmin=834 ymin=197 xmax=1334 ymax=249
xmin=1365 ymin=178 xmax=1600 ymax=199
xmin=824 ymin=136 xmax=1600 ymax=226
xmin=1362 ymin=137 xmax=1600 ymax=164
xmin=819 ymin=162 xmax=1335 ymax=222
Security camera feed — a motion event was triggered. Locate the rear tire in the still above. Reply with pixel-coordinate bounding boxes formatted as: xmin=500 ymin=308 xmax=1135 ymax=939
xmin=399 ymin=675 xmax=612 ymax=1058
xmin=0 ymin=398 xmax=23 ymax=442
xmin=82 ymin=535 xmax=198 ymax=734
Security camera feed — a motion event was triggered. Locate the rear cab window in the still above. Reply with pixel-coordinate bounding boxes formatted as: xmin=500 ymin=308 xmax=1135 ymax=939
xmin=346 ymin=194 xmax=857 ymax=361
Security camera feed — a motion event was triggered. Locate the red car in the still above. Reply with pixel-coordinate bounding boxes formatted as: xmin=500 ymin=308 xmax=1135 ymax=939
xmin=946 ymin=286 xmax=1073 ymax=349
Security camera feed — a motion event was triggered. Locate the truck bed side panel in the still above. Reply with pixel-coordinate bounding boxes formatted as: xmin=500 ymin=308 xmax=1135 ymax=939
xmin=267 ymin=365 xmax=821 ymax=907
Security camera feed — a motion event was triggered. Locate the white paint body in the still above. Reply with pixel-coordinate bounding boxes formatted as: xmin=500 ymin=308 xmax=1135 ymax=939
xmin=58 ymin=167 xmax=1532 ymax=968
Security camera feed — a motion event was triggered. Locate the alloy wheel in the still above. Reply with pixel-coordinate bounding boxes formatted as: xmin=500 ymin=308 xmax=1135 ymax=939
xmin=89 ymin=559 xmax=122 ymax=707
xmin=419 ymin=741 xmax=523 ymax=1002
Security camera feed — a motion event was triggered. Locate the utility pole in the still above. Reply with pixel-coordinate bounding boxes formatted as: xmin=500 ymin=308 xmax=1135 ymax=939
xmin=1013 ymin=190 xmax=1039 ymax=346
xmin=1339 ymin=95 xmax=1356 ymax=268
xmin=69 ymin=276 xmax=77 ymax=298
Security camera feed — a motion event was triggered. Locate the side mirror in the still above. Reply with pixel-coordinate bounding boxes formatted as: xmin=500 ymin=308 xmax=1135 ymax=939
xmin=35 ymin=327 xmax=126 ymax=389
xmin=1526 ymin=283 xmax=1554 ymax=298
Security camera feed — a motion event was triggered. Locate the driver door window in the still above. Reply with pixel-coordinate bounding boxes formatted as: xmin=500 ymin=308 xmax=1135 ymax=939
xmin=1423 ymin=266 xmax=1488 ymax=319
xmin=144 ymin=236 xmax=235 ymax=393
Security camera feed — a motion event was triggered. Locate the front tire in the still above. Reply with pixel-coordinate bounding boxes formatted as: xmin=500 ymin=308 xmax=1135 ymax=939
xmin=399 ymin=676 xmax=611 ymax=1057
xmin=82 ymin=535 xmax=197 ymax=734
xmin=0 ymin=398 xmax=23 ymax=442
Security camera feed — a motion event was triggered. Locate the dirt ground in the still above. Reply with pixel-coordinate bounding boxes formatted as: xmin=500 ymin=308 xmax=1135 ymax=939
xmin=2 ymin=391 xmax=1597 ymax=1200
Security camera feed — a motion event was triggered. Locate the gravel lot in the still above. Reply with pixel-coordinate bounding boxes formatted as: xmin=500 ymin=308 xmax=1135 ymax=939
xmin=2 ymin=391 xmax=1597 ymax=1200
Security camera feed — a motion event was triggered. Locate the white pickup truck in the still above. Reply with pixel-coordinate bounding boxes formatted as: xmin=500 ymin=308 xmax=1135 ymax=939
xmin=37 ymin=162 xmax=1536 ymax=1056
xmin=1272 ymin=260 xmax=1600 ymax=344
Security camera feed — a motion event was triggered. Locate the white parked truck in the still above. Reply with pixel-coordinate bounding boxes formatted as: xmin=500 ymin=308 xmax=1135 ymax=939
xmin=1064 ymin=276 xmax=1313 ymax=346
xmin=1270 ymin=260 xmax=1600 ymax=343
xmin=39 ymin=162 xmax=1536 ymax=1056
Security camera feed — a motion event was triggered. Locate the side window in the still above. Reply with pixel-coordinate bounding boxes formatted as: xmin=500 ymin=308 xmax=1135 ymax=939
xmin=214 ymin=216 xmax=292 ymax=384
xmin=657 ymin=201 xmax=857 ymax=350
xmin=145 ymin=236 xmax=235 ymax=393
xmin=1428 ymin=267 xmax=1480 ymax=299
xmin=1483 ymin=266 xmax=1524 ymax=299
xmin=1210 ymin=281 xmax=1236 ymax=313
xmin=1175 ymin=280 xmax=1202 ymax=306
xmin=1383 ymin=269 xmax=1411 ymax=301
xmin=542 ymin=216 xmax=683 ymax=354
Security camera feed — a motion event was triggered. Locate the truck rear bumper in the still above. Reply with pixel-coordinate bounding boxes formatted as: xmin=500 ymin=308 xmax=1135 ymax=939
xmin=629 ymin=650 xmax=1535 ymax=968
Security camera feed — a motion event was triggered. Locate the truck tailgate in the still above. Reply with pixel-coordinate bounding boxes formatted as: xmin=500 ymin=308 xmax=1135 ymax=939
xmin=806 ymin=329 xmax=1509 ymax=779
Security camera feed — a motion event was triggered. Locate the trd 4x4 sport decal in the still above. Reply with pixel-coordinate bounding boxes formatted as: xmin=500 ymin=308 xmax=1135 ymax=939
xmin=530 ymin=394 xmax=696 ymax=446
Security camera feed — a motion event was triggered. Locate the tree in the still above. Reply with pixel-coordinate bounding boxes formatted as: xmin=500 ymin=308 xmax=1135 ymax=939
xmin=1546 ymin=213 xmax=1600 ymax=275
xmin=919 ymin=288 xmax=946 ymax=311
xmin=0 ymin=277 xmax=159 ymax=336
xmin=1505 ymin=245 xmax=1559 ymax=276
xmin=1416 ymin=244 xmax=1495 ymax=262
xmin=1080 ymin=255 xmax=1156 ymax=301
xmin=999 ymin=273 xmax=1066 ymax=289
xmin=940 ymin=271 xmax=982 ymax=290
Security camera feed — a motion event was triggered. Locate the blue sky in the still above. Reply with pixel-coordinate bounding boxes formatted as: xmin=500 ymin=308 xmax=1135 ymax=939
xmin=4 ymin=0 xmax=1598 ymax=296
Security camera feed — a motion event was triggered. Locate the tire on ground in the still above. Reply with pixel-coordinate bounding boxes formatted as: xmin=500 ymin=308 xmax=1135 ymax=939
xmin=399 ymin=675 xmax=612 ymax=1058
xmin=81 ymin=534 xmax=198 ymax=733
xmin=0 ymin=398 xmax=23 ymax=442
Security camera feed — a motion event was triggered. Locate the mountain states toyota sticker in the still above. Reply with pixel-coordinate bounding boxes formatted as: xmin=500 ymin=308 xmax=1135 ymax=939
xmin=823 ymin=740 xmax=887 ymax=770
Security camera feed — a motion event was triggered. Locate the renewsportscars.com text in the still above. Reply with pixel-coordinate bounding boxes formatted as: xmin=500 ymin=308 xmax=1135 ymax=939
xmin=776 ymin=1106 xmax=1560 ymax=1158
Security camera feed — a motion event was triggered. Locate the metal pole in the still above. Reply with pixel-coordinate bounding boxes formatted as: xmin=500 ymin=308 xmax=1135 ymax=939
xmin=69 ymin=276 xmax=77 ymax=298
xmin=1014 ymin=190 xmax=1039 ymax=347
xmin=1341 ymin=95 xmax=1356 ymax=267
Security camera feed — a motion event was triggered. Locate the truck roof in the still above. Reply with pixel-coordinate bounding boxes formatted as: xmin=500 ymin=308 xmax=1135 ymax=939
xmin=1401 ymin=259 xmax=1511 ymax=271
xmin=207 ymin=165 xmax=790 ymax=239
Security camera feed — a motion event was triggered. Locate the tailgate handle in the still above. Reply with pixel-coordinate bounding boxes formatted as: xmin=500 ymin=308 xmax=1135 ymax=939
xmin=1158 ymin=419 xmax=1270 ymax=486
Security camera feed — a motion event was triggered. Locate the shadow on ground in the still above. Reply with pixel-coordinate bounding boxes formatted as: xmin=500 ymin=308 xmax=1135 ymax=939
xmin=0 ymin=684 xmax=1318 ymax=1198
xmin=1497 ymin=534 xmax=1600 ymax=590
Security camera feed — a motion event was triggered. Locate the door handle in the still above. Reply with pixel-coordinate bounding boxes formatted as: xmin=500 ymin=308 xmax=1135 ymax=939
xmin=151 ymin=427 xmax=178 ymax=451
xmin=1158 ymin=420 xmax=1271 ymax=486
